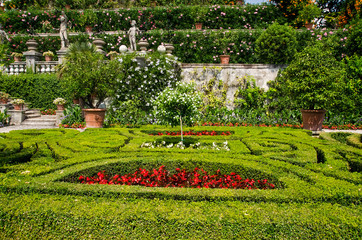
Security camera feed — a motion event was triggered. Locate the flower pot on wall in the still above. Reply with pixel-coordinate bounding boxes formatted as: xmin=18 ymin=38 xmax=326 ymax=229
xmin=65 ymin=4 xmax=71 ymax=10
xmin=83 ymin=108 xmax=106 ymax=128
xmin=305 ymin=22 xmax=313 ymax=29
xmin=14 ymin=56 xmax=21 ymax=62
xmin=301 ymin=109 xmax=326 ymax=131
xmin=57 ymin=105 xmax=65 ymax=111
xmin=195 ymin=23 xmax=202 ymax=30
xmin=85 ymin=26 xmax=93 ymax=33
xmin=14 ymin=104 xmax=23 ymax=110
xmin=45 ymin=55 xmax=53 ymax=61
xmin=0 ymin=98 xmax=8 ymax=104
xmin=220 ymin=55 xmax=230 ymax=64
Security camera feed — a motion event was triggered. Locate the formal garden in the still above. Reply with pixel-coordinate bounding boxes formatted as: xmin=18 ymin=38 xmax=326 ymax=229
xmin=0 ymin=0 xmax=361 ymax=238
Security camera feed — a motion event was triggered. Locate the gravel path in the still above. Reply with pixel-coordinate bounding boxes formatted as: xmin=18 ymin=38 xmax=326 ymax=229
xmin=0 ymin=125 xmax=361 ymax=134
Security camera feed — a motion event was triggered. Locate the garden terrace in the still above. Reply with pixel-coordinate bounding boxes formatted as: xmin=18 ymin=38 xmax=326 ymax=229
xmin=0 ymin=126 xmax=360 ymax=238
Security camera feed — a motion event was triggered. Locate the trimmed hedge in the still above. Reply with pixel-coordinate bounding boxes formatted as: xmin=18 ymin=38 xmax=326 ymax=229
xmin=0 ymin=73 xmax=70 ymax=109
xmin=0 ymin=126 xmax=361 ymax=238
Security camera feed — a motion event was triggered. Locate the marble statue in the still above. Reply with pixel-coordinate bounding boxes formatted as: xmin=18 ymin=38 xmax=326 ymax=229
xmin=128 ymin=20 xmax=139 ymax=51
xmin=60 ymin=11 xmax=69 ymax=49
xmin=0 ymin=24 xmax=9 ymax=44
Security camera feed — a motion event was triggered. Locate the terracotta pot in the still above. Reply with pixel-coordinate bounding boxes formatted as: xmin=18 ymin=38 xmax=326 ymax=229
xmin=83 ymin=109 xmax=106 ymax=128
xmin=85 ymin=26 xmax=93 ymax=33
xmin=45 ymin=55 xmax=53 ymax=62
xmin=0 ymin=98 xmax=8 ymax=104
xmin=14 ymin=56 xmax=21 ymax=62
xmin=57 ymin=104 xmax=65 ymax=111
xmin=305 ymin=23 xmax=313 ymax=29
xmin=195 ymin=23 xmax=202 ymax=30
xmin=73 ymin=98 xmax=80 ymax=104
xmin=301 ymin=109 xmax=326 ymax=131
xmin=236 ymin=0 xmax=244 ymax=5
xmin=14 ymin=104 xmax=23 ymax=110
xmin=220 ymin=55 xmax=230 ymax=64
xmin=65 ymin=4 xmax=71 ymax=10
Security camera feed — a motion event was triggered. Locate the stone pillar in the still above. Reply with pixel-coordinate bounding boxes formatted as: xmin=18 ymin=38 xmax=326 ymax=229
xmin=165 ymin=43 xmax=174 ymax=56
xmin=93 ymin=38 xmax=106 ymax=55
xmin=23 ymin=39 xmax=42 ymax=73
xmin=55 ymin=110 xmax=64 ymax=126
xmin=57 ymin=49 xmax=68 ymax=65
xmin=8 ymin=110 xmax=26 ymax=125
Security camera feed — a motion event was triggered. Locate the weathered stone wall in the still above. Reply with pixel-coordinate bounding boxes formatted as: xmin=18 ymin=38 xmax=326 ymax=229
xmin=181 ymin=63 xmax=285 ymax=109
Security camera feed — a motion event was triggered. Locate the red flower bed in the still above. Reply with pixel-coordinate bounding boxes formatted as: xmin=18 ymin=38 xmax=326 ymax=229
xmin=79 ymin=166 xmax=275 ymax=190
xmin=149 ymin=130 xmax=232 ymax=136
xmin=41 ymin=109 xmax=56 ymax=115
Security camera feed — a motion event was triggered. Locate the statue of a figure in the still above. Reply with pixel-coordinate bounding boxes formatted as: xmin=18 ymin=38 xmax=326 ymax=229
xmin=128 ymin=20 xmax=139 ymax=51
xmin=60 ymin=11 xmax=69 ymax=49
xmin=0 ymin=24 xmax=9 ymax=44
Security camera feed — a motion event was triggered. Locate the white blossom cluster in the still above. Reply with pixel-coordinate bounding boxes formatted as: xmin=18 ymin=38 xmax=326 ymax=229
xmin=113 ymin=53 xmax=181 ymax=110
xmin=140 ymin=140 xmax=230 ymax=151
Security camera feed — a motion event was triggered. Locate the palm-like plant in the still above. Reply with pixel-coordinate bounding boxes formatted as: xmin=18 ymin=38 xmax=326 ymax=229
xmin=57 ymin=41 xmax=121 ymax=109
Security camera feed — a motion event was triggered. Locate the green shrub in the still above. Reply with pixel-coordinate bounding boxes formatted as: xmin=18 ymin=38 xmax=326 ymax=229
xmin=277 ymin=42 xmax=346 ymax=110
xmin=255 ymin=22 xmax=297 ymax=64
xmin=0 ymin=73 xmax=69 ymax=109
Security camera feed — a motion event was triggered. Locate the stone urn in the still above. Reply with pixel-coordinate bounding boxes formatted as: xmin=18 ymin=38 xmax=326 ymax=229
xmin=165 ymin=43 xmax=174 ymax=55
xmin=138 ymin=39 xmax=149 ymax=52
xmin=26 ymin=39 xmax=39 ymax=52
xmin=93 ymin=38 xmax=106 ymax=55
xmin=301 ymin=109 xmax=326 ymax=131
xmin=83 ymin=109 xmax=106 ymax=128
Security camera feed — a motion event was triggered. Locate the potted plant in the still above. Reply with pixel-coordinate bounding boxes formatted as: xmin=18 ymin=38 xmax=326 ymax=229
xmin=217 ymin=35 xmax=230 ymax=64
xmin=57 ymin=41 xmax=121 ymax=128
xmin=11 ymin=52 xmax=22 ymax=62
xmin=297 ymin=4 xmax=322 ymax=29
xmin=193 ymin=7 xmax=207 ymax=30
xmin=43 ymin=51 xmax=54 ymax=61
xmin=10 ymin=98 xmax=25 ymax=110
xmin=79 ymin=10 xmax=97 ymax=33
xmin=53 ymin=97 xmax=67 ymax=110
xmin=279 ymin=43 xmax=346 ymax=131
xmin=108 ymin=51 xmax=119 ymax=60
xmin=0 ymin=92 xmax=9 ymax=104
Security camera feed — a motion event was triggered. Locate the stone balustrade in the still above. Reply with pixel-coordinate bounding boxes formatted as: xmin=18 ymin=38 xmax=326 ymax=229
xmin=3 ymin=62 xmax=27 ymax=75
xmin=36 ymin=61 xmax=58 ymax=73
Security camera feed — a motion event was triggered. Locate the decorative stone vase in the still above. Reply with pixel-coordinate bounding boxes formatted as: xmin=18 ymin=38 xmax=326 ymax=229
xmin=220 ymin=55 xmax=230 ymax=64
xmin=93 ymin=38 xmax=106 ymax=55
xmin=13 ymin=104 xmax=23 ymax=110
xmin=138 ymin=39 xmax=149 ymax=52
xmin=195 ymin=23 xmax=202 ymax=30
xmin=45 ymin=55 xmax=53 ymax=62
xmin=83 ymin=109 xmax=106 ymax=128
xmin=301 ymin=109 xmax=326 ymax=131
xmin=57 ymin=104 xmax=65 ymax=111
xmin=164 ymin=43 xmax=174 ymax=55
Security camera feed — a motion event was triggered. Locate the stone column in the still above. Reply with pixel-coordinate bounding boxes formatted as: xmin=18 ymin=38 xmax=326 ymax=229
xmin=23 ymin=39 xmax=42 ymax=73
xmin=8 ymin=110 xmax=26 ymax=125
xmin=55 ymin=110 xmax=64 ymax=126
xmin=57 ymin=49 xmax=68 ymax=65
xmin=93 ymin=38 xmax=106 ymax=55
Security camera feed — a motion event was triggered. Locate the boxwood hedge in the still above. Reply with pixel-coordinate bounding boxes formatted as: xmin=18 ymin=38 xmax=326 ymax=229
xmin=0 ymin=126 xmax=360 ymax=238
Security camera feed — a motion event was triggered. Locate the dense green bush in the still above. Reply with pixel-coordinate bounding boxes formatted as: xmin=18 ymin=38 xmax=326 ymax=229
xmin=0 ymin=73 xmax=69 ymax=109
xmin=255 ymin=22 xmax=297 ymax=64
xmin=2 ymin=5 xmax=283 ymax=33
xmin=276 ymin=42 xmax=346 ymax=110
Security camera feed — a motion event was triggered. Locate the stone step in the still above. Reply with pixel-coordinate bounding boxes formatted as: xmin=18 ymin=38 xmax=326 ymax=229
xmin=26 ymin=113 xmax=42 ymax=118
xmin=21 ymin=119 xmax=56 ymax=126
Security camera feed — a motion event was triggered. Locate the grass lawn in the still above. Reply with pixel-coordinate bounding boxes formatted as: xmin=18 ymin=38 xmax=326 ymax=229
xmin=0 ymin=126 xmax=361 ymax=239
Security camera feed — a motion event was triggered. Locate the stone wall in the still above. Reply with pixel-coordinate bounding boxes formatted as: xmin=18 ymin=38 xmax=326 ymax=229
xmin=181 ymin=63 xmax=285 ymax=109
